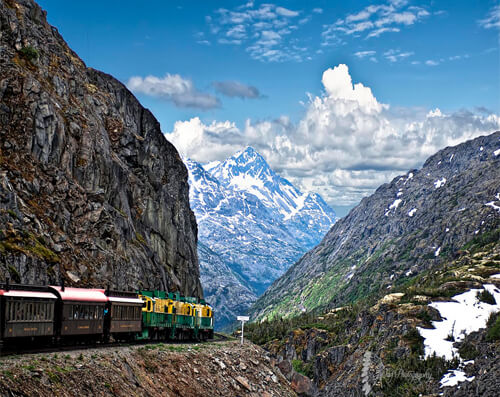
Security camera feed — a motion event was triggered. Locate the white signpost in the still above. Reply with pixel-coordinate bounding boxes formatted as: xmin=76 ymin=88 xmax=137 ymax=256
xmin=237 ymin=315 xmax=250 ymax=345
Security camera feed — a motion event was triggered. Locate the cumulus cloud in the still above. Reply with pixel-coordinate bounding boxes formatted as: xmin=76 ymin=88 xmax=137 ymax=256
xmin=127 ymin=74 xmax=220 ymax=110
xmin=166 ymin=64 xmax=500 ymax=206
xmin=213 ymin=81 xmax=262 ymax=99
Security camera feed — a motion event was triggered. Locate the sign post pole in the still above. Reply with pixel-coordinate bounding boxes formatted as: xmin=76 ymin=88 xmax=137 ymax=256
xmin=237 ymin=316 xmax=250 ymax=345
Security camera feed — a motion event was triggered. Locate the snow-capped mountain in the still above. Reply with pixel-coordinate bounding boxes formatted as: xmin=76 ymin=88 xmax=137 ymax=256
xmin=186 ymin=147 xmax=336 ymax=328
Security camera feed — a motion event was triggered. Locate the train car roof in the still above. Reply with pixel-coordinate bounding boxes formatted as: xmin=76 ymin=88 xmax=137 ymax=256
xmin=108 ymin=296 xmax=143 ymax=304
xmin=48 ymin=286 xmax=108 ymax=303
xmin=0 ymin=289 xmax=57 ymax=299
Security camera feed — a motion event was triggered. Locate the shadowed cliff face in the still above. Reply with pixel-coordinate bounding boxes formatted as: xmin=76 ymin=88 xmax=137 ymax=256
xmin=0 ymin=0 xmax=202 ymax=297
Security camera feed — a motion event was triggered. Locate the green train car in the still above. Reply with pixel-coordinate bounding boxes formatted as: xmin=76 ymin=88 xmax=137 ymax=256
xmin=137 ymin=291 xmax=214 ymax=341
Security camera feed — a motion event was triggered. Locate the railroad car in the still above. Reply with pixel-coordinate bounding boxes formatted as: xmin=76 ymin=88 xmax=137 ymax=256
xmin=0 ymin=281 xmax=214 ymax=350
xmin=0 ymin=282 xmax=56 ymax=348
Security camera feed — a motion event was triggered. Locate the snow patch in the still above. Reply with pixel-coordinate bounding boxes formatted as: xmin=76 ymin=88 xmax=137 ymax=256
xmin=494 ymin=149 xmax=500 ymax=156
xmin=485 ymin=193 xmax=500 ymax=213
xmin=434 ymin=247 xmax=441 ymax=257
xmin=405 ymin=269 xmax=413 ymax=277
xmin=418 ymin=284 xmax=500 ymax=361
xmin=389 ymin=199 xmax=402 ymax=210
xmin=434 ymin=178 xmax=446 ymax=189
xmin=403 ymin=172 xmax=413 ymax=185
xmin=445 ymin=228 xmax=450 ymax=232
xmin=440 ymin=368 xmax=475 ymax=388
xmin=408 ymin=208 xmax=417 ymax=217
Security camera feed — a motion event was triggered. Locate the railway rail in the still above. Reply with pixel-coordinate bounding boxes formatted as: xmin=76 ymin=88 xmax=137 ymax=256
xmin=0 ymin=332 xmax=231 ymax=357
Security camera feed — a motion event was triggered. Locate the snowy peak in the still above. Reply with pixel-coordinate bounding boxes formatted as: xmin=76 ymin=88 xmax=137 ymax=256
xmin=185 ymin=148 xmax=337 ymax=328
xmin=207 ymin=147 xmax=335 ymax=225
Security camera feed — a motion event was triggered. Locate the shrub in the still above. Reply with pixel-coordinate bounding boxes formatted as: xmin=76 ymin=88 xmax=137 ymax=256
xmin=19 ymin=46 xmax=39 ymax=63
xmin=292 ymin=359 xmax=313 ymax=378
xmin=458 ymin=342 xmax=479 ymax=360
xmin=486 ymin=313 xmax=500 ymax=341
xmin=477 ymin=290 xmax=496 ymax=305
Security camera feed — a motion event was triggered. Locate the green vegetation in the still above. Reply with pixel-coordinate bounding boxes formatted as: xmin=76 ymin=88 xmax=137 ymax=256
xmin=19 ymin=46 xmax=39 ymax=63
xmin=463 ymin=228 xmax=500 ymax=254
xmin=0 ymin=232 xmax=60 ymax=263
xmin=458 ymin=342 xmax=479 ymax=361
xmin=486 ymin=313 xmax=500 ymax=341
xmin=292 ymin=359 xmax=313 ymax=378
xmin=403 ymin=328 xmax=424 ymax=355
xmin=379 ymin=354 xmax=459 ymax=397
xmin=477 ymin=289 xmax=496 ymax=305
xmin=135 ymin=232 xmax=147 ymax=245
xmin=246 ymin=304 xmax=362 ymax=346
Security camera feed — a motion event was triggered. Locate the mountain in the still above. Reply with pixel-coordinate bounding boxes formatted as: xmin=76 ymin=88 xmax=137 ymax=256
xmin=0 ymin=0 xmax=202 ymax=296
xmin=187 ymin=147 xmax=336 ymax=328
xmin=251 ymin=131 xmax=500 ymax=321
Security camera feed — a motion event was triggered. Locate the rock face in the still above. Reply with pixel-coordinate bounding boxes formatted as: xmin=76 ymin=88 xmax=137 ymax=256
xmin=251 ymin=132 xmax=500 ymax=320
xmin=187 ymin=147 xmax=336 ymax=328
xmin=0 ymin=0 xmax=202 ymax=296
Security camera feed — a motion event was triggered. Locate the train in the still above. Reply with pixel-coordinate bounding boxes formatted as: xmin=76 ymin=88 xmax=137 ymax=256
xmin=0 ymin=280 xmax=214 ymax=350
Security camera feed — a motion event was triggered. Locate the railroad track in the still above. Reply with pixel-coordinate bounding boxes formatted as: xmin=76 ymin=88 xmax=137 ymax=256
xmin=0 ymin=333 xmax=233 ymax=357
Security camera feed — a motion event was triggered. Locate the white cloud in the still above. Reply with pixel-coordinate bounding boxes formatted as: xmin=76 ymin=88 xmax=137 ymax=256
xmin=166 ymin=64 xmax=500 ymax=206
xmin=384 ymin=49 xmax=414 ymax=62
xmin=313 ymin=8 xmax=323 ymax=14
xmin=366 ymin=27 xmax=400 ymax=38
xmin=127 ymin=74 xmax=220 ymax=109
xmin=354 ymin=50 xmax=376 ymax=59
xmin=275 ymin=7 xmax=299 ymax=17
xmin=479 ymin=5 xmax=500 ymax=29
xmin=425 ymin=59 xmax=439 ymax=66
xmin=322 ymin=1 xmax=429 ymax=45
xmin=205 ymin=3 xmax=313 ymax=62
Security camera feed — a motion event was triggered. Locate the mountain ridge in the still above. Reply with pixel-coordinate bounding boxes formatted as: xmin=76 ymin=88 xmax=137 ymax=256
xmin=251 ymin=131 xmax=500 ymax=321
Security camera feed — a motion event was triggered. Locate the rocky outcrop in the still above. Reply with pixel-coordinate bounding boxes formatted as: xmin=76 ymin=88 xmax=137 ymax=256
xmin=253 ymin=241 xmax=500 ymax=396
xmin=251 ymin=131 xmax=500 ymax=320
xmin=0 ymin=340 xmax=297 ymax=396
xmin=0 ymin=0 xmax=202 ymax=296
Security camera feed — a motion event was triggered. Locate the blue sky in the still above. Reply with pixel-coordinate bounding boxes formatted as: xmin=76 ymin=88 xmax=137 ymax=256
xmin=38 ymin=0 xmax=500 ymax=212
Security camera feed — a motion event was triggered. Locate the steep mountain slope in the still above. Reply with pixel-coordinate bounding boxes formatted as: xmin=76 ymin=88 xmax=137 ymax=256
xmin=187 ymin=148 xmax=336 ymax=327
xmin=251 ymin=131 xmax=500 ymax=320
xmin=0 ymin=0 xmax=202 ymax=296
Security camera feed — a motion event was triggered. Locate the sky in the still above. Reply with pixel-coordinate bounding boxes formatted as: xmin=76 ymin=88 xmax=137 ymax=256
xmin=38 ymin=0 xmax=500 ymax=214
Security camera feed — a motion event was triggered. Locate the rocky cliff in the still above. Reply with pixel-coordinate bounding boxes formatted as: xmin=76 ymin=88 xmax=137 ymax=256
xmin=251 ymin=131 xmax=500 ymax=320
xmin=0 ymin=0 xmax=202 ymax=296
